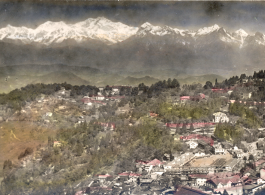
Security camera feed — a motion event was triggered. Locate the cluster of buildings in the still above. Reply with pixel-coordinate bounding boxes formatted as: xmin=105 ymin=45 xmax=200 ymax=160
xmin=74 ymin=146 xmax=265 ymax=195
xmin=81 ymin=86 xmax=129 ymax=108
xmin=180 ymin=93 xmax=206 ymax=103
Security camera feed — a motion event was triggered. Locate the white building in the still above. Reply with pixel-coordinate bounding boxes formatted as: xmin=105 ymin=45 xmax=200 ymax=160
xmin=186 ymin=140 xmax=198 ymax=149
xmin=46 ymin=112 xmax=53 ymax=117
xmin=95 ymin=96 xmax=105 ymax=101
xmin=241 ymin=92 xmax=252 ymax=99
xmin=213 ymin=112 xmax=229 ymax=123
xmin=213 ymin=143 xmax=226 ymax=155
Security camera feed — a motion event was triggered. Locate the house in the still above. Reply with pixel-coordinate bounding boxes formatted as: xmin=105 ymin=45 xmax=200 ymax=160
xmin=221 ymin=142 xmax=233 ymax=150
xmin=212 ymin=112 xmax=229 ymax=123
xmin=112 ymin=87 xmax=120 ymax=92
xmin=53 ymin=141 xmax=61 ymax=147
xmin=118 ymin=172 xmax=130 ymax=181
xmin=243 ymin=167 xmax=257 ymax=178
xmin=174 ymin=185 xmax=209 ymax=195
xmin=255 ymin=158 xmax=265 ymax=170
xmin=86 ymin=102 xmax=93 ymax=106
xmin=193 ymin=149 xmax=206 ymax=157
xmin=197 ymin=139 xmax=209 ymax=149
xmin=233 ymin=150 xmax=244 ymax=159
xmin=247 ymin=142 xmax=258 ymax=153
xmin=149 ymin=112 xmax=158 ymax=117
xmin=151 ymin=166 xmax=164 ymax=177
xmin=145 ymin=159 xmax=163 ymax=171
xmin=96 ymin=174 xmax=112 ymax=183
xmin=243 ymin=183 xmax=265 ymax=195
xmin=207 ymin=175 xmax=243 ymax=194
xmin=220 ymin=105 xmax=229 ymax=112
xmin=243 ymin=175 xmax=264 ymax=185
xmin=46 ymin=112 xmax=53 ymax=117
xmin=98 ymin=87 xmax=104 ymax=91
xmin=260 ymin=169 xmax=265 ymax=180
xmin=180 ymin=134 xmax=214 ymax=146
xmin=190 ymin=93 xmax=205 ymax=101
xmin=186 ymin=140 xmax=198 ymax=149
xmin=169 ymin=128 xmax=176 ymax=135
xmin=189 ymin=174 xmax=209 ymax=186
xmin=100 ymin=123 xmax=115 ymax=131
xmin=224 ymin=158 xmax=240 ymax=172
xmin=241 ymin=92 xmax=252 ymax=99
xmin=227 ymin=90 xmax=233 ymax=95
xmin=213 ymin=143 xmax=226 ymax=155
xmin=91 ymin=95 xmax=105 ymax=101
xmin=180 ymin=96 xmax=190 ymax=103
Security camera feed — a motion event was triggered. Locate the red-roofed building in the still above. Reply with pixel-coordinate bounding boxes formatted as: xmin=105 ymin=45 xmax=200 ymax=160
xmin=147 ymin=159 xmax=163 ymax=166
xmin=166 ymin=122 xmax=216 ymax=129
xmin=206 ymin=175 xmax=242 ymax=194
xmin=149 ymin=112 xmax=158 ymax=117
xmin=135 ymin=160 xmax=149 ymax=168
xmin=95 ymin=174 xmax=113 ymax=183
xmin=212 ymin=88 xmax=228 ymax=93
xmin=75 ymin=191 xmax=83 ymax=195
xmin=81 ymin=97 xmax=106 ymax=105
xmin=175 ymin=185 xmax=209 ymax=195
xmin=180 ymin=96 xmax=190 ymax=101
xmin=118 ymin=172 xmax=130 ymax=181
xmin=99 ymin=122 xmax=115 ymax=131
xmin=108 ymin=96 xmax=125 ymax=99
xmin=91 ymin=95 xmax=105 ymax=101
xmin=129 ymin=173 xmax=141 ymax=177
xmin=190 ymin=93 xmax=206 ymax=101
xmin=180 ymin=134 xmax=214 ymax=146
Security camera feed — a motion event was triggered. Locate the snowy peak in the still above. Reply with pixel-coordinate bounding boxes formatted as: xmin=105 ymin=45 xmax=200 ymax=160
xmin=0 ymin=18 xmax=264 ymax=47
xmin=196 ymin=24 xmax=221 ymax=36
xmin=0 ymin=17 xmax=138 ymax=45
xmin=140 ymin=22 xmax=152 ymax=29
xmin=138 ymin=22 xmax=178 ymax=36
xmin=234 ymin=29 xmax=248 ymax=38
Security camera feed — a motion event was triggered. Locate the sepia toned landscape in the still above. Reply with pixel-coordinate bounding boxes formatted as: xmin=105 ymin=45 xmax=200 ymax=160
xmin=1 ymin=1 xmax=265 ymax=195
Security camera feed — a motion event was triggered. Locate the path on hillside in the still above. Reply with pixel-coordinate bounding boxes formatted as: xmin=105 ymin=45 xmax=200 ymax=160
xmin=10 ymin=130 xmax=20 ymax=140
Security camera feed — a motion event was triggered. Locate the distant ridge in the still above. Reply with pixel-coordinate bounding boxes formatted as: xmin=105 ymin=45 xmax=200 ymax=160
xmin=117 ymin=76 xmax=160 ymax=86
xmin=31 ymin=71 xmax=90 ymax=85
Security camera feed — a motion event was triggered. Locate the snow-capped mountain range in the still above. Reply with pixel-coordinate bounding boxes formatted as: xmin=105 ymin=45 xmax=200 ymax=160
xmin=0 ymin=17 xmax=264 ymax=47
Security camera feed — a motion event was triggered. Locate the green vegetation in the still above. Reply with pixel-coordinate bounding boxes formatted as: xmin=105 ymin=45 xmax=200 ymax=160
xmin=214 ymin=123 xmax=244 ymax=142
xmin=229 ymin=102 xmax=262 ymax=128
xmin=0 ymin=83 xmax=98 ymax=111
xmin=157 ymin=97 xmax=226 ymax=122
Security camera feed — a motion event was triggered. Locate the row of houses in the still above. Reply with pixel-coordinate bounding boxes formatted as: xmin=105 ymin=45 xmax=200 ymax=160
xmin=180 ymin=93 xmax=206 ymax=102
xmin=166 ymin=122 xmax=216 ymax=129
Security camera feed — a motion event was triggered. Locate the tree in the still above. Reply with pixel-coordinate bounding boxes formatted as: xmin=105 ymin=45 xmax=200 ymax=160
xmin=190 ymin=123 xmax=194 ymax=131
xmin=249 ymin=154 xmax=254 ymax=162
xmin=176 ymin=125 xmax=181 ymax=134
xmin=171 ymin=79 xmax=180 ymax=88
xmin=240 ymin=74 xmax=247 ymax=80
xmin=181 ymin=123 xmax=187 ymax=133
xmin=3 ymin=160 xmax=12 ymax=170
xmin=18 ymin=147 xmax=33 ymax=159
xmin=223 ymin=189 xmax=229 ymax=195
xmin=131 ymin=87 xmax=139 ymax=96
xmin=167 ymin=78 xmax=172 ymax=88
xmin=75 ymin=143 xmax=84 ymax=156
xmin=204 ymin=81 xmax=213 ymax=89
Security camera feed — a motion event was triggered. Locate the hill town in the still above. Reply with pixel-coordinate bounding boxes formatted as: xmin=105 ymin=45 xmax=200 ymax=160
xmin=1 ymin=70 xmax=265 ymax=195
